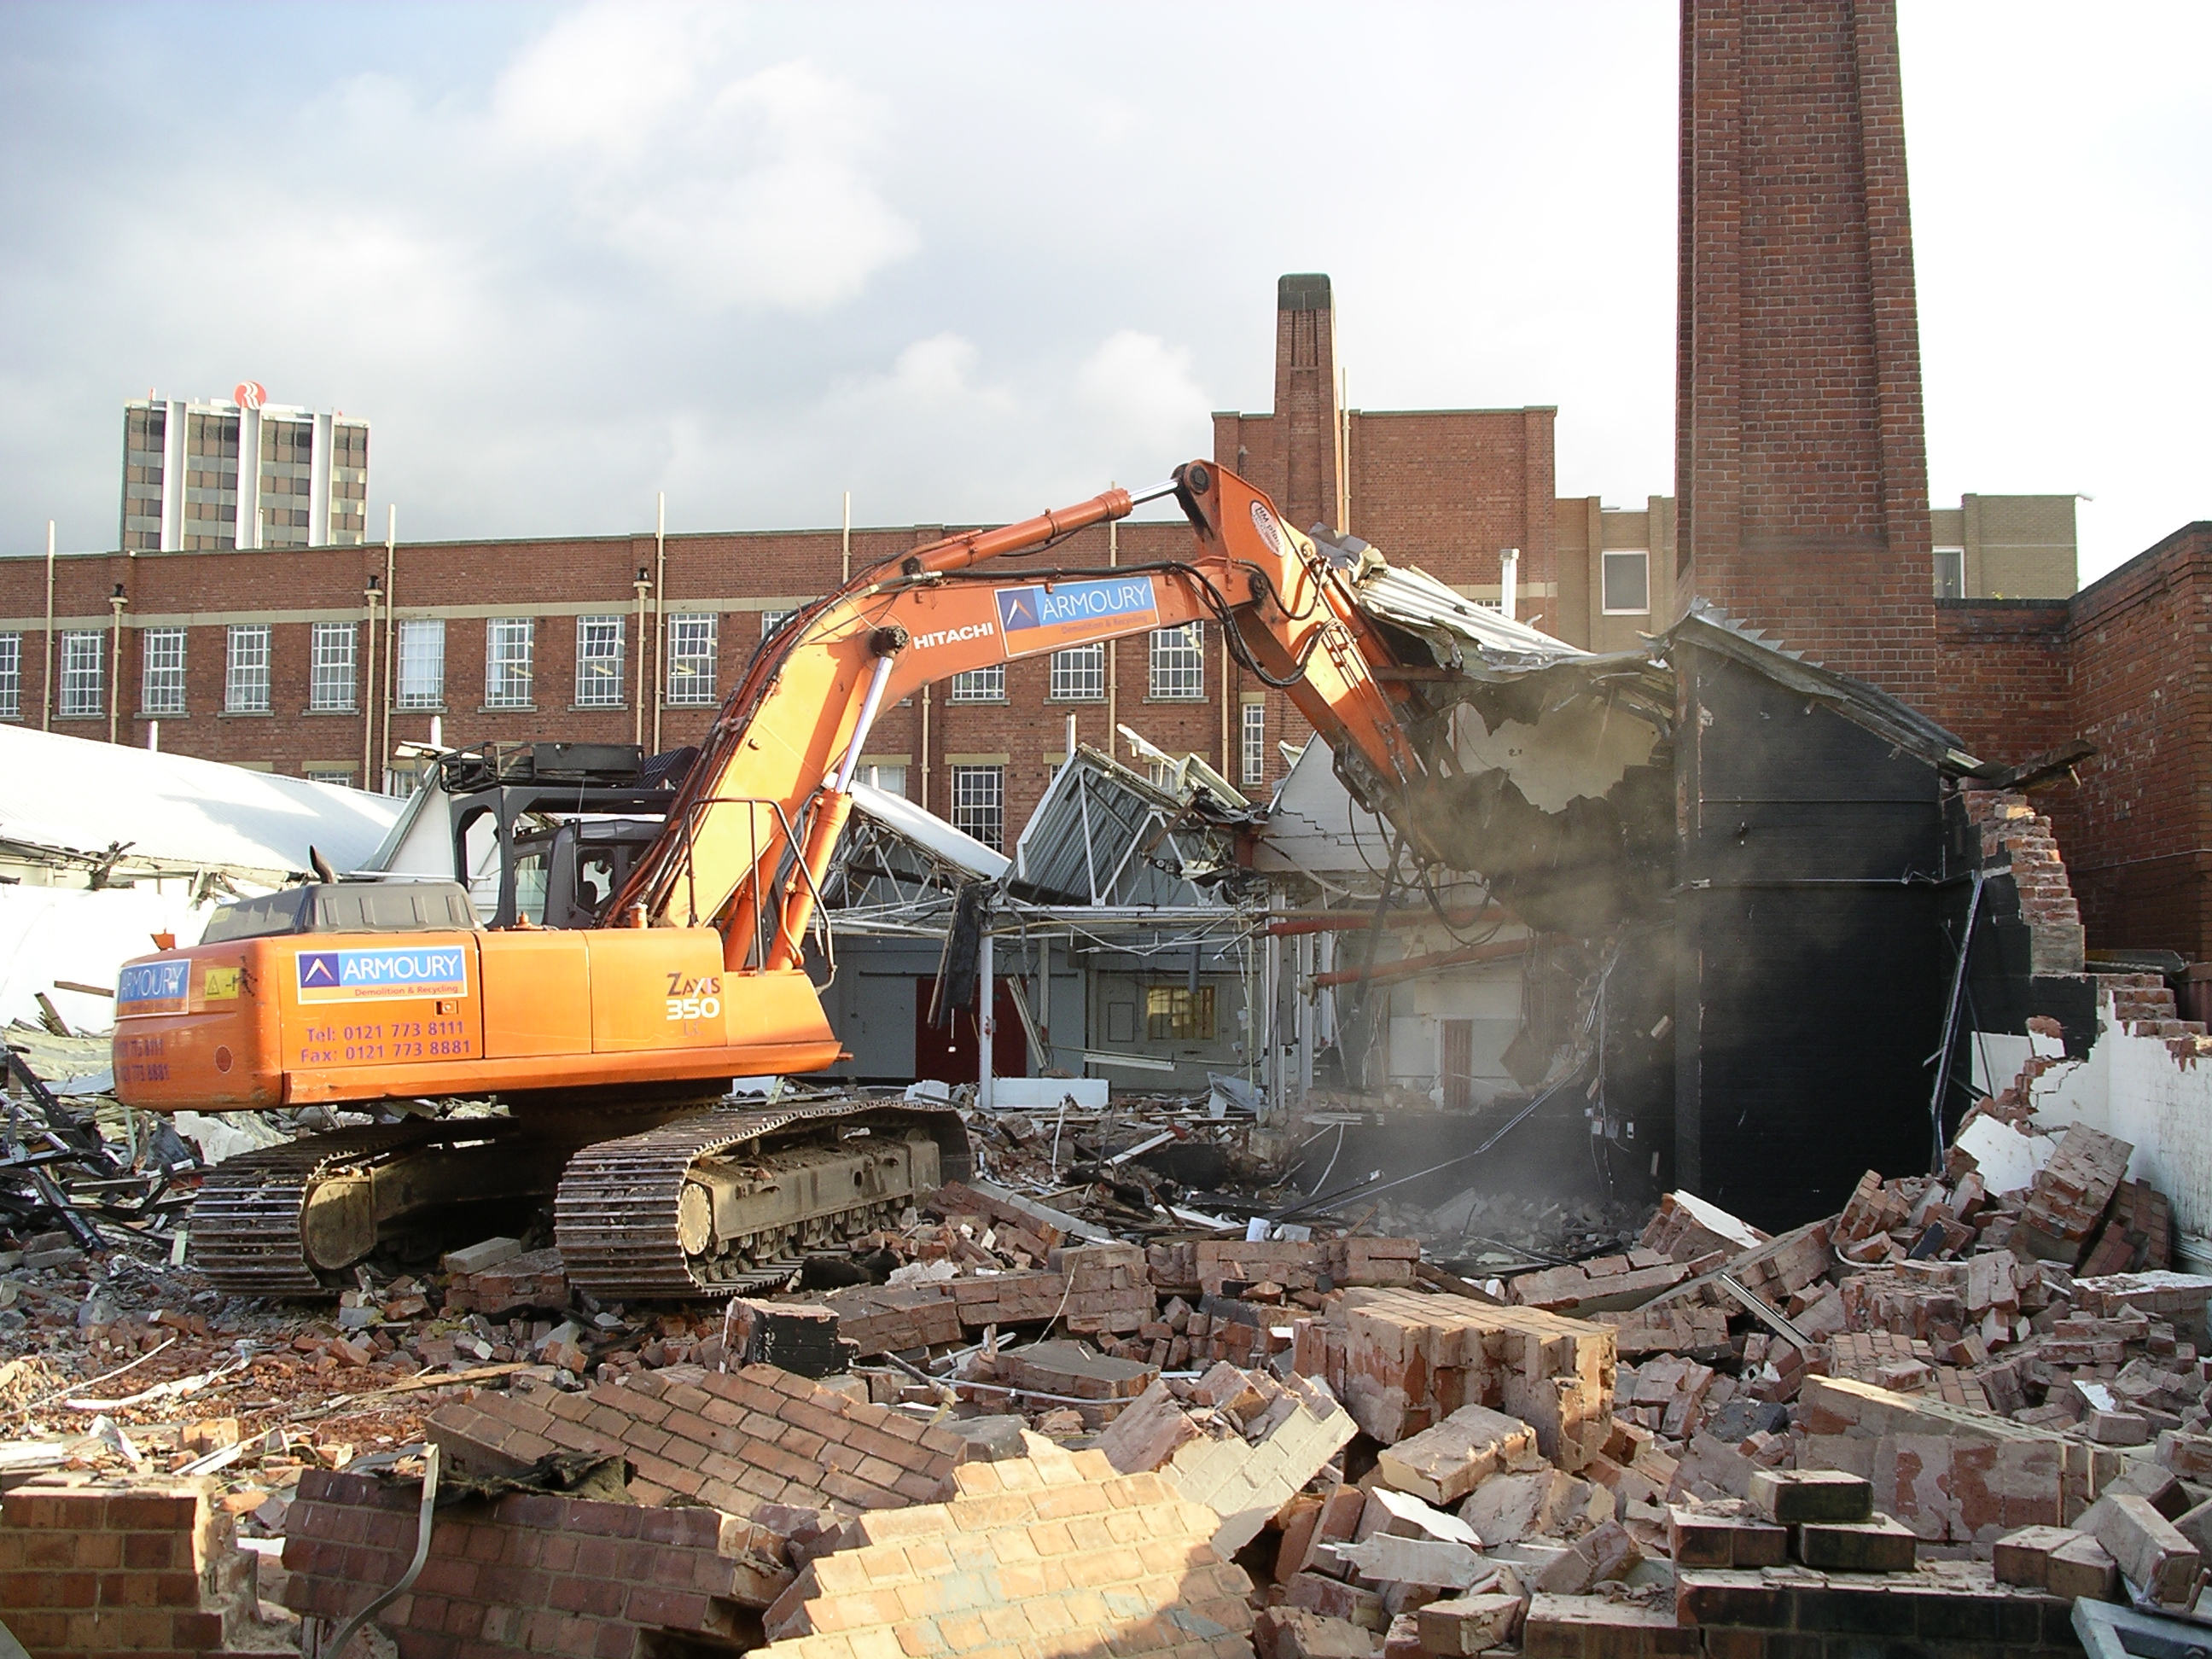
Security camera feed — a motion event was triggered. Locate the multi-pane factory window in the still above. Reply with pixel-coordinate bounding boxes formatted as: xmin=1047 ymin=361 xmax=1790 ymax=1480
xmin=949 ymin=765 xmax=1004 ymax=851
xmin=1145 ymin=985 xmax=1216 ymax=1042
xmin=0 ymin=633 xmax=20 ymax=719
xmin=310 ymin=622 xmax=357 ymax=712
xmin=855 ymin=761 xmax=907 ymax=799
xmin=141 ymin=627 xmax=186 ymax=715
xmin=761 ymin=609 xmax=796 ymax=641
xmin=304 ymin=763 xmax=355 ymax=789
xmin=1148 ymin=623 xmax=1204 ymax=700
xmin=225 ymin=625 xmax=271 ymax=713
xmin=329 ymin=422 xmax=370 ymax=544
xmin=183 ymin=414 xmax=241 ymax=551
xmin=123 ymin=406 xmax=166 ymax=550
xmin=1049 ymin=643 xmax=1104 ymax=701
xmin=396 ymin=620 xmax=445 ymax=709
xmin=665 ymin=614 xmax=718 ymax=706
xmin=1241 ymin=701 xmax=1266 ymax=785
xmin=58 ymin=631 xmax=103 ymax=719
xmin=486 ymin=618 xmax=534 ymax=709
xmin=259 ymin=420 xmax=315 ymax=548
xmin=1600 ymin=550 xmax=1650 ymax=615
xmin=575 ymin=616 xmax=625 ymax=707
xmin=948 ymin=664 xmax=1004 ymax=702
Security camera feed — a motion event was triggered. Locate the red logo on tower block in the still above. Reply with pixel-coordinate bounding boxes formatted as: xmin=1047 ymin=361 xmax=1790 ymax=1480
xmin=233 ymin=381 xmax=266 ymax=410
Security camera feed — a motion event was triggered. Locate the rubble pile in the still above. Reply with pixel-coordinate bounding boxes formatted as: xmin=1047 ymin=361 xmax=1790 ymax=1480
xmin=10 ymin=1056 xmax=2212 ymax=1656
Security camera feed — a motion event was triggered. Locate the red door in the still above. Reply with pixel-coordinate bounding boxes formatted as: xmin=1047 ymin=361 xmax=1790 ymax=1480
xmin=913 ymin=978 xmax=1030 ymax=1086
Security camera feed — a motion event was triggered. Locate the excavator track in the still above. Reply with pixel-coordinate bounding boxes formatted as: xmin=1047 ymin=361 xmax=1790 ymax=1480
xmin=554 ymin=1100 xmax=968 ymax=1303
xmin=188 ymin=1122 xmax=454 ymax=1296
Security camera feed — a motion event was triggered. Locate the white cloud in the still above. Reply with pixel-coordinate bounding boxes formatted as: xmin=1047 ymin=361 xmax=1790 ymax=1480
xmin=489 ymin=12 xmax=917 ymax=312
xmin=1074 ymin=331 xmax=1210 ymax=447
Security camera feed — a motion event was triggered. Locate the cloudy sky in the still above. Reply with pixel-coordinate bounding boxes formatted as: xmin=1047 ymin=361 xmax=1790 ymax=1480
xmin=2 ymin=3 xmax=2203 ymax=582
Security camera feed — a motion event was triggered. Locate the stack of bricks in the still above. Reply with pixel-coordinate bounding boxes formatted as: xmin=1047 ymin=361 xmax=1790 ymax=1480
xmin=429 ymin=1363 xmax=964 ymax=1514
xmin=2074 ymin=1268 xmax=2212 ymax=1336
xmin=2015 ymin=1122 xmax=2133 ymax=1266
xmin=1052 ymin=1242 xmax=1154 ymax=1335
xmin=1293 ymin=1287 xmax=1614 ymax=1470
xmin=1819 ymin=1331 xmax=1993 ymax=1412
xmin=821 ymin=1280 xmax=969 ymax=1354
xmin=443 ymin=1246 xmax=571 ymax=1317
xmin=1123 ymin=1295 xmax=1297 ymax=1371
xmin=0 ymin=1475 xmax=261 ymax=1656
xmin=753 ymin=1439 xmax=1254 ymax=1659
xmin=818 ymin=1243 xmax=1154 ymax=1358
xmin=1144 ymin=1236 xmax=1420 ymax=1296
xmin=969 ymin=1340 xmax=1157 ymax=1426
xmin=2079 ymin=1178 xmax=2174 ymax=1275
xmin=1093 ymin=1363 xmax=1358 ymax=1552
xmin=283 ymin=1467 xmax=786 ymax=1655
xmin=1508 ymin=1250 xmax=1691 ymax=1317
xmin=1797 ymin=1374 xmax=2110 ymax=1546
xmin=1591 ymin=1305 xmax=1732 ymax=1360
xmin=1639 ymin=1190 xmax=1766 ymax=1266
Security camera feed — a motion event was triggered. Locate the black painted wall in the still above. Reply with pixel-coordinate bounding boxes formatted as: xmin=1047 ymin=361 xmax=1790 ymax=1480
xmin=1673 ymin=645 xmax=1957 ymax=1230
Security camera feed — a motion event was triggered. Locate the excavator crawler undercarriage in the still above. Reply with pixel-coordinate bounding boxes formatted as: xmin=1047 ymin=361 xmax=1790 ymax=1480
xmin=187 ymin=1100 xmax=969 ymax=1302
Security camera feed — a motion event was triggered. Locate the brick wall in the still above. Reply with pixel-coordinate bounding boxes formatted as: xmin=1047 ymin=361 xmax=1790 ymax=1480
xmin=2048 ymin=525 xmax=2212 ymax=959
xmin=283 ymin=1467 xmax=766 ymax=1657
xmin=1927 ymin=601 xmax=2073 ymax=767
xmin=1676 ymin=0 xmax=1936 ymax=699
xmin=0 ymin=1476 xmax=259 ymax=1655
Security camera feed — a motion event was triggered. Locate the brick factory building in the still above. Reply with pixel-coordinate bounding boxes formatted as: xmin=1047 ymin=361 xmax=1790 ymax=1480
xmin=0 ymin=0 xmax=2200 ymax=957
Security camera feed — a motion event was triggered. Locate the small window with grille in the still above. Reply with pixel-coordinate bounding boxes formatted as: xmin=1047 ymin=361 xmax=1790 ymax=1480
xmin=576 ymin=615 xmax=625 ymax=707
xmin=1050 ymin=643 xmax=1104 ymax=701
xmin=59 ymin=632 xmax=102 ymax=719
xmin=948 ymin=664 xmax=1004 ymax=702
xmin=310 ymin=621 xmax=357 ymax=711
xmin=141 ymin=627 xmax=186 ymax=715
xmin=1149 ymin=624 xmax=1204 ymax=700
xmin=665 ymin=614 xmax=718 ymax=706
xmin=949 ymin=765 xmax=1004 ymax=851
xmin=225 ymin=625 xmax=271 ymax=713
xmin=486 ymin=618 xmax=534 ymax=709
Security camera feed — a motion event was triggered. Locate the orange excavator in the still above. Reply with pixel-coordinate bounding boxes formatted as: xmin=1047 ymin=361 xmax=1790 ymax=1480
xmin=111 ymin=462 xmax=1442 ymax=1300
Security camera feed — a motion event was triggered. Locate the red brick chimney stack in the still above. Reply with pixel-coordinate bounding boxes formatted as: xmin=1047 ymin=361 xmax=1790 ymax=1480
xmin=1676 ymin=0 xmax=1936 ymax=698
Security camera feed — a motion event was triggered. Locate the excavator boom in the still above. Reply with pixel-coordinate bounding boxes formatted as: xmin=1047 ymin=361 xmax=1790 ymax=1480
xmin=111 ymin=462 xmax=1441 ymax=1299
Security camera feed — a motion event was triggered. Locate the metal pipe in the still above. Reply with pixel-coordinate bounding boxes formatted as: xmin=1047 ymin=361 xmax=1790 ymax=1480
xmin=1313 ymin=935 xmax=1526 ymax=988
xmin=977 ymin=924 xmax=995 ymax=1111
xmin=835 ymin=653 xmax=898 ymax=792
xmin=1267 ymin=905 xmax=1500 ymax=937
xmin=632 ymin=566 xmax=650 ymax=750
xmin=841 ymin=490 xmax=852 ymax=583
xmin=361 ymin=577 xmax=378 ymax=785
xmin=381 ymin=506 xmax=396 ymax=791
xmin=107 ymin=585 xmax=125 ymax=745
xmin=651 ymin=491 xmax=667 ymax=753
xmin=40 ymin=521 xmax=54 ymax=731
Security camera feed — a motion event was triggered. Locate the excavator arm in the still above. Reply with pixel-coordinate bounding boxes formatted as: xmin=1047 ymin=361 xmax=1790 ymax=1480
xmin=615 ymin=461 xmax=1438 ymax=970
